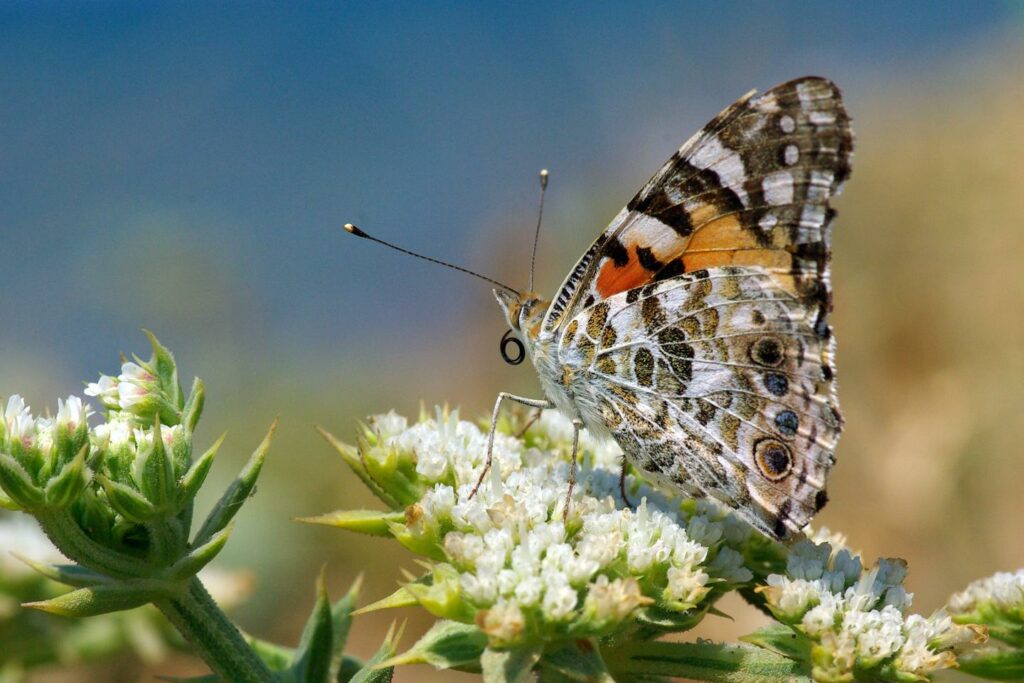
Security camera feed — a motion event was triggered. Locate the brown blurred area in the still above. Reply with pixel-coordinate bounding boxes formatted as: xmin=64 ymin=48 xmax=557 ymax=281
xmin=8 ymin=34 xmax=1024 ymax=683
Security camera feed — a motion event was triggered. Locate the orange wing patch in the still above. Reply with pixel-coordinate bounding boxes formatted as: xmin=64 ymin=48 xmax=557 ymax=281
xmin=683 ymin=214 xmax=796 ymax=293
xmin=596 ymin=254 xmax=649 ymax=299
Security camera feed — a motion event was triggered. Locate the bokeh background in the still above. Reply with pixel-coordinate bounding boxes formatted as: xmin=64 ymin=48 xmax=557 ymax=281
xmin=3 ymin=2 xmax=1024 ymax=680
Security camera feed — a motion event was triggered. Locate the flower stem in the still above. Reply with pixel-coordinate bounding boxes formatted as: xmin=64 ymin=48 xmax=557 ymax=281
xmin=155 ymin=576 xmax=274 ymax=683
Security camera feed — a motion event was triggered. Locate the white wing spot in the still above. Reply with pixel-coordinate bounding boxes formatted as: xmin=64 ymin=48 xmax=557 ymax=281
xmin=689 ymin=134 xmax=749 ymax=207
xmin=758 ymin=212 xmax=778 ymax=235
xmin=809 ymin=111 xmax=836 ymax=126
xmin=762 ymin=171 xmax=795 ymax=206
xmin=779 ymin=115 xmax=796 ymax=134
xmin=784 ymin=144 xmax=799 ymax=165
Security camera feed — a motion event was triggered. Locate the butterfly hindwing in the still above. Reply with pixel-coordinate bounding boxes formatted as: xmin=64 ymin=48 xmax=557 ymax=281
xmin=559 ymin=267 xmax=841 ymax=538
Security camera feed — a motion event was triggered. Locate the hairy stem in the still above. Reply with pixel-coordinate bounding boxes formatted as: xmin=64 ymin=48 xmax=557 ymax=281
xmin=155 ymin=576 xmax=274 ymax=683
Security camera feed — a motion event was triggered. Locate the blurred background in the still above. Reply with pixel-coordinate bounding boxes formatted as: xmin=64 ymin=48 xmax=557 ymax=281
xmin=2 ymin=2 xmax=1023 ymax=680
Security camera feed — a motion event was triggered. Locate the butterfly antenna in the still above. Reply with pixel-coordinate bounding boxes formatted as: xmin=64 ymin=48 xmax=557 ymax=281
xmin=343 ymin=223 xmax=519 ymax=293
xmin=527 ymin=169 xmax=548 ymax=293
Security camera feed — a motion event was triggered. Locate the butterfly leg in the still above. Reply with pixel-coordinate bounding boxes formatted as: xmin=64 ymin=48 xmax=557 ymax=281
xmin=514 ymin=408 xmax=544 ymax=439
xmin=470 ymin=392 xmax=553 ymax=499
xmin=562 ymin=418 xmax=583 ymax=522
xmin=618 ymin=459 xmax=635 ymax=509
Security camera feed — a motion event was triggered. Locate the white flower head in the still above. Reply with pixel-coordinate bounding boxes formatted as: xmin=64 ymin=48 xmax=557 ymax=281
xmin=763 ymin=537 xmax=982 ymax=680
xmin=365 ymin=408 xmax=744 ymax=645
xmin=948 ymin=569 xmax=1024 ymax=614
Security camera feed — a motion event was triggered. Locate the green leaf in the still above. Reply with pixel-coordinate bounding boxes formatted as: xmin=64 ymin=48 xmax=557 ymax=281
xmin=348 ymin=621 xmax=403 ymax=683
xmin=144 ymin=329 xmax=183 ymax=413
xmin=139 ymin=417 xmax=177 ymax=510
xmin=540 ymin=640 xmax=611 ymax=682
xmin=44 ymin=443 xmax=91 ymax=508
xmin=11 ymin=554 xmax=112 ymax=588
xmin=178 ymin=433 xmax=224 ymax=508
xmin=167 ymin=522 xmax=233 ymax=580
xmin=741 ymin=623 xmax=813 ymax=662
xmin=97 ymin=475 xmax=157 ymax=522
xmin=156 ymin=675 xmax=222 ymax=683
xmin=0 ymin=453 xmax=44 ymax=509
xmin=352 ymin=585 xmax=419 ymax=615
xmin=376 ymin=620 xmax=486 ymax=671
xmin=181 ymin=377 xmax=206 ymax=433
xmin=289 ymin=571 xmax=334 ymax=683
xmin=297 ymin=509 xmax=404 ymax=537
xmin=193 ymin=419 xmax=276 ymax=547
xmin=317 ymin=427 xmax=399 ymax=509
xmin=330 ymin=575 xmax=363 ymax=677
xmin=25 ymin=579 xmax=179 ymax=617
xmin=604 ymin=640 xmax=811 ymax=682
xmin=481 ymin=646 xmax=541 ymax=683
xmin=958 ymin=647 xmax=1024 ymax=680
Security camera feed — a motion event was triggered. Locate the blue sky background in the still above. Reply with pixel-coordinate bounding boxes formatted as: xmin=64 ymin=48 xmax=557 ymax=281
xmin=2 ymin=2 xmax=1020 ymax=380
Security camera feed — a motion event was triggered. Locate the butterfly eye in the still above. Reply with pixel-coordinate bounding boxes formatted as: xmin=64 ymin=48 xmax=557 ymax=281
xmin=500 ymin=329 xmax=526 ymax=365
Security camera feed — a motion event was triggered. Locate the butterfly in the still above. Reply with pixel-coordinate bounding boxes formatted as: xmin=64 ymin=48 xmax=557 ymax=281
xmin=346 ymin=76 xmax=852 ymax=540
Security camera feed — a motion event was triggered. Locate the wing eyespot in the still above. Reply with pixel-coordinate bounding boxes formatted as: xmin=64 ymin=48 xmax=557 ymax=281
xmin=754 ymin=438 xmax=793 ymax=481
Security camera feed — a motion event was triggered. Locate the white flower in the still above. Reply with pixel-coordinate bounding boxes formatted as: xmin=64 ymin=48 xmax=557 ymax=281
xmin=3 ymin=395 xmax=36 ymax=445
xmin=477 ymin=600 xmax=525 ymax=644
xmin=801 ymin=592 xmax=843 ymax=636
xmin=93 ymin=414 xmax=134 ymax=448
xmin=370 ymin=411 xmax=408 ymax=440
xmin=541 ymin=577 xmax=577 ymax=620
xmin=948 ymin=569 xmax=1024 ymax=614
xmin=764 ymin=575 xmax=823 ymax=619
xmin=116 ymin=362 xmax=156 ymax=409
xmin=666 ymin=566 xmax=711 ymax=605
xmin=56 ymin=395 xmax=92 ymax=431
xmin=84 ymin=374 xmax=120 ymax=407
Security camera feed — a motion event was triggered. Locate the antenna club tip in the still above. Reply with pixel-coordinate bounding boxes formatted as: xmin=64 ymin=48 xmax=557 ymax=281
xmin=539 ymin=168 xmax=549 ymax=189
xmin=343 ymin=223 xmax=367 ymax=237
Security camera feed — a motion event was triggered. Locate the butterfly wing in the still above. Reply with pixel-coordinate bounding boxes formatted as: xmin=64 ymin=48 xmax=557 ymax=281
xmin=542 ymin=76 xmax=852 ymax=343
xmin=560 ymin=267 xmax=841 ymax=539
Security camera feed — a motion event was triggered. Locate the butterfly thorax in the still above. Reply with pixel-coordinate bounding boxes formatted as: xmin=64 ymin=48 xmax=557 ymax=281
xmin=495 ymin=288 xmax=611 ymax=434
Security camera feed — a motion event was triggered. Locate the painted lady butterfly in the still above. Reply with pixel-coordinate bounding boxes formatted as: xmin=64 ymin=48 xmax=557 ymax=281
xmin=347 ymin=76 xmax=852 ymax=540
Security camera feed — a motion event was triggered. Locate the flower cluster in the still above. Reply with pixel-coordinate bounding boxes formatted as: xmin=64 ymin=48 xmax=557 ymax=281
xmin=945 ymin=569 xmax=1024 ymax=679
xmin=326 ymin=407 xmax=758 ymax=646
xmin=85 ymin=350 xmax=183 ymax=426
xmin=759 ymin=537 xmax=985 ymax=681
xmin=948 ymin=569 xmax=1024 ymax=619
xmin=0 ymin=395 xmax=94 ymax=511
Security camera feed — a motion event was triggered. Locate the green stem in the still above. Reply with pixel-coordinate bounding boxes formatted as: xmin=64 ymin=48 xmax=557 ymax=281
xmin=155 ymin=576 xmax=274 ymax=683
xmin=36 ymin=509 xmax=153 ymax=578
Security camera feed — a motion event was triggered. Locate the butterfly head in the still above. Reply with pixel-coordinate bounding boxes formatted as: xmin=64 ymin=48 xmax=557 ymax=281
xmin=494 ymin=289 xmax=547 ymax=364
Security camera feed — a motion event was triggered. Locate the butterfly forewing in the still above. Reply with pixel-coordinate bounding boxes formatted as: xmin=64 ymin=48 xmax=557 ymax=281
xmin=543 ymin=76 xmax=852 ymax=336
